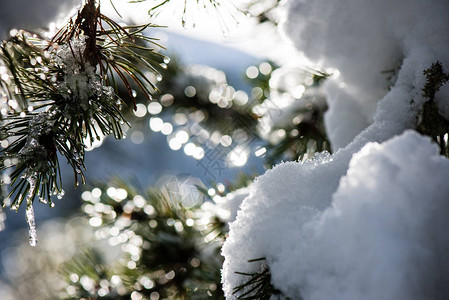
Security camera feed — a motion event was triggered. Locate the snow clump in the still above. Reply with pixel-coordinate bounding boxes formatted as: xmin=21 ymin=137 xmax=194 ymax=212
xmin=282 ymin=0 xmax=449 ymax=150
xmin=55 ymin=36 xmax=114 ymax=115
xmin=223 ymin=131 xmax=449 ymax=299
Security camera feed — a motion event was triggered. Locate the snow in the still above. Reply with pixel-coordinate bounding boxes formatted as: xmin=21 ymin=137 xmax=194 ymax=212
xmin=272 ymin=131 xmax=449 ymax=300
xmin=55 ymin=36 xmax=114 ymax=114
xmin=222 ymin=0 xmax=449 ymax=298
xmin=282 ymin=0 xmax=449 ymax=151
xmin=223 ymin=131 xmax=449 ymax=299
xmin=216 ymin=187 xmax=250 ymax=223
xmin=221 ymin=146 xmax=349 ymax=298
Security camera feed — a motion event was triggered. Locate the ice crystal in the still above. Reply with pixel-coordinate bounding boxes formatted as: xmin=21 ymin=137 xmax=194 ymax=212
xmin=303 ymin=150 xmax=332 ymax=166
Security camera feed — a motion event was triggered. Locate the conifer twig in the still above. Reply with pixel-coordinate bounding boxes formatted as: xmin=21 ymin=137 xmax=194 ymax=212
xmin=0 ymin=0 xmax=165 ymax=233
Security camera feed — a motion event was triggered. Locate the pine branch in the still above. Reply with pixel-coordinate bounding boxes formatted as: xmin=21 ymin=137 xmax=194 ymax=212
xmin=60 ymin=178 xmax=225 ymax=299
xmin=417 ymin=61 xmax=449 ymax=157
xmin=154 ymin=57 xmax=259 ymax=133
xmin=132 ymin=0 xmax=240 ymax=31
xmin=244 ymin=62 xmax=331 ymax=165
xmin=0 ymin=0 xmax=164 ymax=244
xmin=233 ymin=258 xmax=290 ymax=300
xmin=144 ymin=0 xmax=222 ymax=19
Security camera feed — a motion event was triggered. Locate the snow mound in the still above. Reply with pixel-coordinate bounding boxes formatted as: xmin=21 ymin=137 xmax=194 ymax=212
xmin=221 ymin=150 xmax=347 ymax=298
xmin=275 ymin=131 xmax=449 ymax=299
xmin=222 ymin=131 xmax=449 ymax=299
xmin=282 ymin=0 xmax=449 ymax=150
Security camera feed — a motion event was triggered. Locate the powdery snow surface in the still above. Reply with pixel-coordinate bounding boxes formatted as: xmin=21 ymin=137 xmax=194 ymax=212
xmin=217 ymin=187 xmax=251 ymax=223
xmin=222 ymin=0 xmax=449 ymax=299
xmin=223 ymin=132 xmax=449 ymax=299
xmin=283 ymin=0 xmax=449 ymax=151
xmin=290 ymin=132 xmax=449 ymax=300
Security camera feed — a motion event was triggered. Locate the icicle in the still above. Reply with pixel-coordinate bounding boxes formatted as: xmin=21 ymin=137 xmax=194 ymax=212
xmin=25 ymin=174 xmax=38 ymax=246
xmin=26 ymin=204 xmax=37 ymax=247
xmin=0 ymin=207 xmax=5 ymax=232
